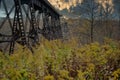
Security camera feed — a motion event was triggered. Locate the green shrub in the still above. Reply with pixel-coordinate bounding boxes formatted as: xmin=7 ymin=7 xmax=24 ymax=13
xmin=0 ymin=39 xmax=120 ymax=80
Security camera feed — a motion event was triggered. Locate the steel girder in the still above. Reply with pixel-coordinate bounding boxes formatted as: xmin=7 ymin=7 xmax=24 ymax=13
xmin=0 ymin=0 xmax=62 ymax=54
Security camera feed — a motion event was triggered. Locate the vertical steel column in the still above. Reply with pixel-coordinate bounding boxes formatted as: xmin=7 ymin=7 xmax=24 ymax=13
xmin=42 ymin=11 xmax=51 ymax=39
xmin=29 ymin=2 xmax=39 ymax=45
xmin=56 ymin=15 xmax=62 ymax=38
xmin=9 ymin=0 xmax=26 ymax=54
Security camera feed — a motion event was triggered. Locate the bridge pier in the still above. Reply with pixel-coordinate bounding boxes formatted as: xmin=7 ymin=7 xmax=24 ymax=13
xmin=0 ymin=0 xmax=62 ymax=54
xmin=9 ymin=0 xmax=27 ymax=54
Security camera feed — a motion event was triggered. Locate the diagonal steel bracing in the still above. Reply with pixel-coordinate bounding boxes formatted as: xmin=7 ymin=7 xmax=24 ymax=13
xmin=0 ymin=0 xmax=62 ymax=54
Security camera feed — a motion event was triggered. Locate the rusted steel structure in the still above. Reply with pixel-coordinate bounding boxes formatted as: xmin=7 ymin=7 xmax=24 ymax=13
xmin=0 ymin=0 xmax=62 ymax=54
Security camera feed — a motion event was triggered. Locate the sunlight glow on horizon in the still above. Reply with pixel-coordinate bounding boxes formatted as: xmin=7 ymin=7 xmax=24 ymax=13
xmin=48 ymin=0 xmax=113 ymax=10
xmin=48 ymin=0 xmax=82 ymax=10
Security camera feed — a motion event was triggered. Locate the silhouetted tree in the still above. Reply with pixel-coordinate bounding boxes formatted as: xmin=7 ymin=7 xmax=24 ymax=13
xmin=103 ymin=0 xmax=114 ymax=38
xmin=113 ymin=0 xmax=120 ymax=40
xmin=80 ymin=0 xmax=99 ymax=42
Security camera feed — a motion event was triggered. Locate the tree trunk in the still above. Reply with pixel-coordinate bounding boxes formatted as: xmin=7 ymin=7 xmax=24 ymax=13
xmin=118 ymin=14 xmax=120 ymax=40
xmin=91 ymin=22 xmax=94 ymax=43
xmin=90 ymin=13 xmax=94 ymax=43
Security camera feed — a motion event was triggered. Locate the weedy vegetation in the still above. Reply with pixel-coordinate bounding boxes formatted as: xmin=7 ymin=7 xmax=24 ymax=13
xmin=0 ymin=38 xmax=120 ymax=80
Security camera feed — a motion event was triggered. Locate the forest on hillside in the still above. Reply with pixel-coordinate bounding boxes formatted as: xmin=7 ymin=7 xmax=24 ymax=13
xmin=61 ymin=0 xmax=120 ymax=44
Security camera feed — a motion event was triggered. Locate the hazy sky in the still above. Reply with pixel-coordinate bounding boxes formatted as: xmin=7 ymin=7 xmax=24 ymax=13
xmin=48 ymin=0 xmax=82 ymax=10
xmin=48 ymin=0 xmax=113 ymax=10
xmin=0 ymin=0 xmax=14 ymax=18
xmin=0 ymin=0 xmax=117 ymax=18
xmin=0 ymin=10 xmax=5 ymax=17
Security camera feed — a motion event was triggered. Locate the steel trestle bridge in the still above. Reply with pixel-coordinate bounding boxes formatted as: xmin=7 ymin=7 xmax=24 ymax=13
xmin=0 ymin=0 xmax=62 ymax=54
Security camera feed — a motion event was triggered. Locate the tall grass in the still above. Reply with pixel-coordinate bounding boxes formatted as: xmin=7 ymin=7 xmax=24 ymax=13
xmin=0 ymin=38 xmax=120 ymax=80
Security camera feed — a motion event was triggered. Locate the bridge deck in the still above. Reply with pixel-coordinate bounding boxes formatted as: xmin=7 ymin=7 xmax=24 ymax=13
xmin=21 ymin=0 xmax=60 ymax=16
xmin=0 ymin=0 xmax=60 ymax=16
xmin=42 ymin=0 xmax=60 ymax=16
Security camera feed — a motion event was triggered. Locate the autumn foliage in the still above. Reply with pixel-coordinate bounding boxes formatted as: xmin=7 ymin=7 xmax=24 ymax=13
xmin=0 ymin=39 xmax=120 ymax=80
